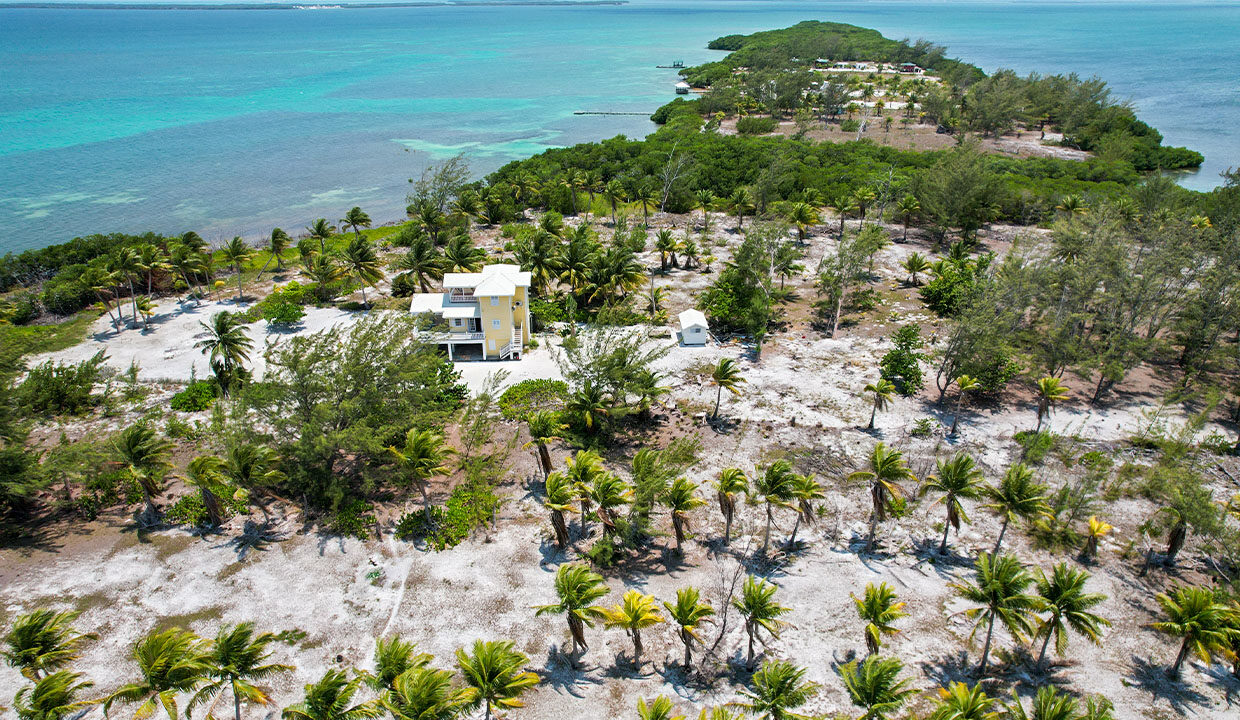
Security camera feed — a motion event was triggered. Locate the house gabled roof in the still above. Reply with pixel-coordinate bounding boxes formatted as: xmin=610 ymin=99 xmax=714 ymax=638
xmin=678 ymin=309 xmax=708 ymax=329
xmin=442 ymin=264 xmax=531 ymax=295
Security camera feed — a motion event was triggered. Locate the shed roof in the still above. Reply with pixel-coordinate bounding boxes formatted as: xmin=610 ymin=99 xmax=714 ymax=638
xmin=678 ymin=309 xmax=708 ymax=329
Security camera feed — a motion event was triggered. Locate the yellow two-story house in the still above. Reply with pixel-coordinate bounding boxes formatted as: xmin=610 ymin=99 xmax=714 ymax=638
xmin=408 ymin=264 xmax=532 ymax=361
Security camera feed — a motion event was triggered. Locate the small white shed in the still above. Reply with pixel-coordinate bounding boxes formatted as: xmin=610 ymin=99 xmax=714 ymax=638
xmin=678 ymin=309 xmax=709 ymax=345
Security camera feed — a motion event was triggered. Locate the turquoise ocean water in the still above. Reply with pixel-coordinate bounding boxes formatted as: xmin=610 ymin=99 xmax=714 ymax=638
xmin=0 ymin=1 xmax=1237 ymax=252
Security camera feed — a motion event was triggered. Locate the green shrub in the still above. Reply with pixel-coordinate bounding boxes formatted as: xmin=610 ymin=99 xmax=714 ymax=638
xmin=879 ymin=325 xmax=924 ymax=396
xmin=338 ymin=301 xmax=366 ymax=312
xmin=584 ymin=534 xmax=619 ymax=568
xmin=6 ymin=293 xmax=39 ymax=325
xmin=329 ymin=498 xmax=375 ymax=540
xmin=498 ymin=379 xmax=568 ymax=420
xmin=390 ymin=272 xmax=418 ymax=298
xmin=166 ymin=494 xmax=208 ymax=526
xmin=1014 ymin=430 xmax=1056 ymax=464
xmin=911 ymin=417 xmax=939 ymax=437
xmin=840 ymin=118 xmax=861 ymax=133
xmin=736 ymin=116 xmax=779 ymax=135
xmin=164 ymin=416 xmax=203 ymax=441
xmin=17 ymin=351 xmax=106 ymax=415
xmin=394 ymin=477 xmax=502 ymax=551
xmin=170 ymin=380 xmax=218 ymax=412
xmin=263 ymin=299 xmax=304 ymax=327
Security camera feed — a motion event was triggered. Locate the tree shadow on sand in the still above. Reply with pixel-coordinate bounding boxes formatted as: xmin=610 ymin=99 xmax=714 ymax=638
xmin=538 ymin=645 xmax=604 ymax=699
xmin=1125 ymin=655 xmax=1212 ymax=714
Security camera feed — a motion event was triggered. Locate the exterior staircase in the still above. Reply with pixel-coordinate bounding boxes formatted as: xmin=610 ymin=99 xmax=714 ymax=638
xmin=499 ymin=327 xmax=522 ymax=360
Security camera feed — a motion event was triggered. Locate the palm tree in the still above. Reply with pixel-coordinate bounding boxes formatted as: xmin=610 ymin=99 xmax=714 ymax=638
xmin=566 ymin=384 xmax=610 ymax=435
xmin=852 ymin=187 xmax=878 ymax=226
xmin=443 ymin=234 xmax=486 ymax=273
xmin=664 ymin=587 xmax=715 ymax=670
xmin=183 ymin=455 xmax=234 ymax=528
xmin=282 ymin=669 xmax=382 ymax=720
xmin=382 ymin=666 xmax=474 ymax=720
xmin=13 ymin=670 xmax=96 ymax=720
xmin=108 ymin=246 xmax=144 ymax=323
xmin=192 ymin=622 xmax=294 ymax=720
xmin=863 ymin=379 xmax=895 ymax=430
xmin=533 ymin=563 xmax=609 ymax=666
xmin=543 ymin=471 xmax=578 ymax=550
xmin=714 ymin=468 xmax=748 ymax=545
xmin=839 ymin=655 xmax=917 ymax=720
xmin=513 ymin=229 xmax=559 ymax=296
xmin=1002 ymin=687 xmax=1096 ymax=720
xmin=1033 ymin=377 xmax=1070 ymax=433
xmin=133 ymin=295 xmax=155 ymax=330
xmin=136 ymin=242 xmax=170 ymax=297
xmin=950 ymin=553 xmax=1043 ymax=675
xmin=1081 ymin=516 xmax=1113 ymax=562
xmin=785 ymin=202 xmax=820 ymax=245
xmin=525 ymin=410 xmax=566 ymax=479
xmin=732 ymin=575 xmax=790 ymax=670
xmin=921 ymin=453 xmax=987 ymax=554
xmin=456 ymin=640 xmax=538 ymax=720
xmin=895 ymin=195 xmax=920 ymax=241
xmin=696 ymin=707 xmax=744 ymax=720
xmin=563 ymin=450 xmax=604 ymax=535
xmin=221 ymin=236 xmax=255 ymax=303
xmin=632 ymin=184 xmax=657 ymax=224
xmin=306 ymin=218 xmax=337 ymax=255
xmin=81 ymin=264 xmax=123 ymax=328
xmin=709 ymin=358 xmax=746 ymax=420
xmin=195 ymin=311 xmax=254 ymax=392
xmin=603 ymin=180 xmax=626 ymax=225
xmin=394 ymin=235 xmax=445 ymax=292
xmin=901 ymin=252 xmax=931 ymax=287
xmin=852 ymin=582 xmax=907 ymax=655
xmin=1151 ymin=585 xmax=1233 ymax=678
xmin=984 ymin=464 xmax=1050 ymax=554
xmin=928 ymin=682 xmax=996 ymax=720
xmin=949 ymin=375 xmax=981 ymax=436
xmin=259 ymin=228 xmax=291 ymax=274
xmin=750 ymin=460 xmax=797 ymax=554
xmin=663 ymin=476 xmax=705 ymax=554
xmin=601 ymin=590 xmax=665 ymax=668
xmin=341 ymin=236 xmax=384 ymax=308
xmin=222 ymin=443 xmax=286 ymax=519
xmin=3 ymin=610 xmax=95 ymax=680
xmin=341 ymin=206 xmax=371 ymax=239
xmin=1032 ymin=564 xmax=1110 ymax=668
xmin=848 ymin=443 xmax=915 ymax=551
xmin=680 ymin=238 xmax=701 ymax=269
xmin=104 ymin=628 xmax=211 ymax=720
xmin=694 ymin=189 xmax=716 ymax=228
xmin=654 ymin=230 xmax=677 ymax=272
xmin=729 ymin=187 xmax=755 ymax=230
xmin=786 ymin=473 xmax=824 ymax=546
xmin=735 ymin=660 xmax=816 ymax=720
xmin=588 ymin=472 xmax=633 ymax=535
xmin=638 ymin=696 xmax=685 ymax=720
xmin=114 ymin=423 xmax=174 ymax=520
xmin=366 ymin=635 xmax=431 ymax=693
xmin=388 ymin=428 xmax=456 ymax=521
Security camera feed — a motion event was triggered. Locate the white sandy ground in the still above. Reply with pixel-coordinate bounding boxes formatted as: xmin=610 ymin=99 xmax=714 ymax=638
xmin=8 ymin=214 xmax=1240 ymax=719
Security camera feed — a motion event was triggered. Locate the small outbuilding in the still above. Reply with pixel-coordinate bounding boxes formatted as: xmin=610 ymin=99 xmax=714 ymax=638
xmin=678 ymin=309 xmax=709 ymax=345
xmin=674 ymin=81 xmax=691 ymax=95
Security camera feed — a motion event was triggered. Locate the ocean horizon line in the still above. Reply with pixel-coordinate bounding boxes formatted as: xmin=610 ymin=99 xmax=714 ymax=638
xmin=0 ymin=0 xmax=627 ymax=9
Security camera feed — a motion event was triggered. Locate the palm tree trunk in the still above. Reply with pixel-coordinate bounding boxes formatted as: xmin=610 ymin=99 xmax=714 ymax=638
xmin=978 ymin=619 xmax=995 ymax=675
xmin=632 ymin=628 xmax=643 ymax=667
xmin=202 ymin=489 xmax=223 ymax=528
xmin=869 ymin=401 xmax=877 ymax=430
xmin=746 ymin=624 xmax=756 ymax=669
xmin=1037 ymin=627 xmax=1054 ymax=667
xmin=683 ymin=633 xmax=692 ymax=670
xmin=714 ymin=386 xmax=723 ymax=420
xmin=763 ymin=503 xmax=772 ymax=554
xmin=537 ymin=443 xmax=552 ymax=478
xmin=723 ymin=506 xmax=734 ymax=545
xmin=1168 ymin=638 xmax=1191 ymax=677
xmin=236 ymin=264 xmax=243 ymax=302
xmin=551 ymin=510 xmax=569 ymax=549
xmin=419 ymin=482 xmax=432 ymax=522
xmin=673 ymin=516 xmax=685 ymax=554
xmin=940 ymin=518 xmax=951 ymax=554
xmin=993 ymin=518 xmax=1010 ymax=554
xmin=233 ymin=689 xmax=242 ymax=720
xmin=952 ymin=395 xmax=964 ymax=436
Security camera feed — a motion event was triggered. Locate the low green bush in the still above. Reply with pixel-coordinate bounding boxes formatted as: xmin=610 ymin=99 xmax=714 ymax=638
xmin=170 ymin=380 xmax=218 ymax=412
xmin=498 ymin=379 xmax=568 ymax=420
xmin=394 ymin=477 xmax=501 ymax=551
xmin=263 ymin=299 xmax=304 ymax=327
xmin=736 ymin=115 xmax=778 ymax=135
xmin=17 ymin=351 xmax=106 ymax=415
xmin=329 ymin=498 xmax=375 ymax=540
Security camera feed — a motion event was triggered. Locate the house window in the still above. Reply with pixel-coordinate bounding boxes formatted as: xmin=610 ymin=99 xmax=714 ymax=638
xmin=492 ymin=319 xmax=501 ymax=329
xmin=452 ymin=319 xmax=462 ymax=327
xmin=490 ymin=297 xmax=499 ymax=306
xmin=489 ymin=340 xmax=496 ymax=351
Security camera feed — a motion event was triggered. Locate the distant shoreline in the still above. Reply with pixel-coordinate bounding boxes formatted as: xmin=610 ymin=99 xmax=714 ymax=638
xmin=0 ymin=1 xmax=627 ymax=9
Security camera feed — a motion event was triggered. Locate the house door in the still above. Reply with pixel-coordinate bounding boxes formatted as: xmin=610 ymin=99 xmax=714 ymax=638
xmin=468 ymin=318 xmax=481 ymax=333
